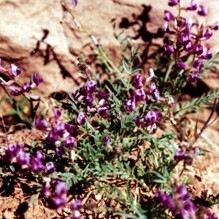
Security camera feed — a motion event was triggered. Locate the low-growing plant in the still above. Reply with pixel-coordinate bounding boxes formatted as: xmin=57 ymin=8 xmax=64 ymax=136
xmin=0 ymin=0 xmax=218 ymax=218
xmin=0 ymin=59 xmax=43 ymax=128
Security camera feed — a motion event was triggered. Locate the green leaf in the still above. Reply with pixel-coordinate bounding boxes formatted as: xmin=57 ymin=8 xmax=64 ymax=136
xmin=174 ymin=89 xmax=219 ymax=116
xmin=121 ymin=112 xmax=136 ymax=130
xmin=122 ymin=59 xmax=131 ymax=73
xmin=149 ymin=170 xmax=167 ymax=184
xmin=60 ymin=172 xmax=80 ymax=188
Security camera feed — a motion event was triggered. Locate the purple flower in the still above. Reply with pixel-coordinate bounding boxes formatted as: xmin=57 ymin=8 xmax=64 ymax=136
xmin=206 ymin=210 xmax=218 ymax=219
xmin=149 ymin=83 xmax=157 ymax=93
xmin=44 ymin=161 xmax=56 ymax=174
xmin=71 ymin=199 xmax=82 ymax=211
xmin=72 ymin=0 xmax=78 ymax=7
xmin=156 ymin=191 xmax=174 ymax=210
xmin=102 ymin=135 xmax=110 ymax=146
xmin=186 ymin=0 xmax=197 ymax=11
xmin=64 ymin=136 xmax=77 ymax=148
xmin=54 ymin=121 xmax=66 ymax=136
xmin=156 ymin=185 xmax=196 ymax=219
xmin=65 ymin=124 xmax=77 ymax=137
xmin=55 ymin=181 xmax=68 ymax=196
xmin=176 ymin=17 xmax=188 ymax=29
xmin=174 ymin=148 xmax=185 ymax=162
xmin=31 ymin=157 xmax=44 ymax=173
xmin=145 ymin=111 xmax=162 ymax=125
xmin=86 ymin=80 xmax=97 ymax=93
xmin=53 ymin=196 xmax=67 ymax=209
xmin=164 ymin=10 xmax=175 ymax=22
xmin=9 ymin=64 xmax=21 ymax=77
xmin=5 ymin=144 xmax=19 ymax=162
xmin=163 ymin=22 xmax=169 ymax=32
xmin=16 ymin=150 xmax=30 ymax=166
xmin=5 ymin=144 xmax=31 ymax=166
xmin=36 ymin=150 xmax=46 ymax=162
xmin=134 ymin=116 xmax=142 ymax=127
xmin=55 ymin=146 xmax=65 ymax=156
xmin=53 ymin=108 xmax=62 ymax=120
xmin=164 ymin=44 xmax=174 ymax=53
xmin=193 ymin=59 xmax=203 ymax=71
xmin=189 ymin=71 xmax=199 ymax=81
xmin=194 ymin=44 xmax=203 ymax=55
xmin=174 ymin=147 xmax=199 ymax=165
xmin=35 ymin=118 xmax=48 ymax=131
xmin=31 ymin=151 xmax=45 ymax=173
xmin=125 ymin=99 xmax=136 ymax=112
xmin=79 ymin=86 xmax=87 ymax=96
xmin=202 ymin=48 xmax=212 ymax=60
xmin=9 ymin=85 xmax=22 ymax=96
xmin=77 ymin=112 xmax=87 ymax=125
xmin=42 ymin=179 xmax=68 ymax=209
xmin=177 ymin=59 xmax=186 ymax=70
xmin=97 ymin=105 xmax=109 ymax=117
xmin=42 ymin=186 xmax=51 ymax=198
xmin=211 ymin=22 xmax=219 ymax=30
xmin=148 ymin=83 xmax=160 ymax=101
xmin=134 ymin=88 xmax=146 ymax=101
xmin=197 ymin=5 xmax=208 ymax=16
xmin=96 ymin=89 xmax=110 ymax=101
xmin=168 ymin=0 xmax=178 ymax=7
xmin=131 ymin=73 xmax=144 ymax=89
xmin=47 ymin=130 xmax=59 ymax=144
xmin=185 ymin=40 xmax=194 ymax=52
xmin=71 ymin=199 xmax=82 ymax=219
xmin=70 ymin=200 xmax=82 ymax=219
xmin=32 ymin=73 xmax=43 ymax=86
xmin=178 ymin=32 xmax=190 ymax=46
xmin=83 ymin=94 xmax=94 ymax=106
xmin=204 ymin=29 xmax=213 ymax=40
xmin=22 ymin=82 xmax=31 ymax=93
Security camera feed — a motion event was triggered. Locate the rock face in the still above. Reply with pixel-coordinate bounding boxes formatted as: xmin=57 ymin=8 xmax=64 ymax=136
xmin=0 ymin=0 xmax=219 ymax=94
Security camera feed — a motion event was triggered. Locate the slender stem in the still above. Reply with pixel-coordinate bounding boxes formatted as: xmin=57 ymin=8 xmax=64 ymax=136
xmin=61 ymin=1 xmax=122 ymax=76
xmin=164 ymin=61 xmax=174 ymax=82
xmin=191 ymin=98 xmax=218 ymax=146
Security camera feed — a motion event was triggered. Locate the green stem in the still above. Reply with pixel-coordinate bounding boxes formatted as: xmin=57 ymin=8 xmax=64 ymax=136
xmin=62 ymin=1 xmax=121 ymax=76
xmin=164 ymin=61 xmax=174 ymax=82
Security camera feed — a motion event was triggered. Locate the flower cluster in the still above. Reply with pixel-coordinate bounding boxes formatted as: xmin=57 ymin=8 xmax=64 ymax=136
xmin=0 ymin=60 xmax=43 ymax=96
xmin=10 ymin=72 xmax=43 ymax=96
xmin=125 ymin=71 xmax=162 ymax=132
xmin=31 ymin=150 xmax=56 ymax=174
xmin=35 ymin=108 xmax=78 ymax=156
xmin=3 ymin=144 xmax=56 ymax=175
xmin=163 ymin=0 xmax=218 ymax=80
xmin=156 ymin=185 xmax=196 ymax=219
xmin=42 ymin=178 xmax=68 ymax=208
xmin=4 ymin=144 xmax=30 ymax=167
xmin=42 ymin=179 xmax=82 ymax=215
xmin=125 ymin=72 xmax=160 ymax=112
xmin=72 ymin=80 xmax=110 ymax=122
xmin=174 ymin=147 xmax=199 ymax=165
